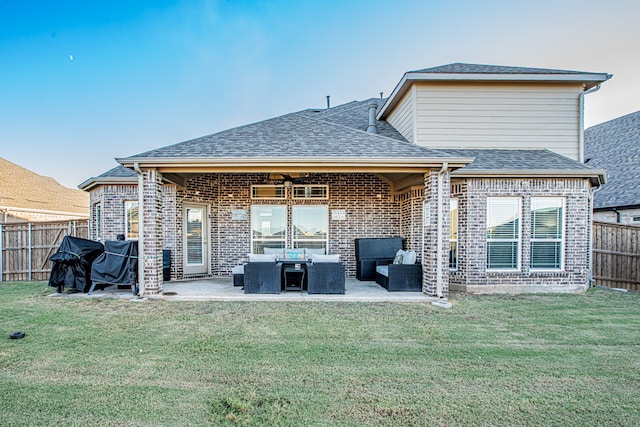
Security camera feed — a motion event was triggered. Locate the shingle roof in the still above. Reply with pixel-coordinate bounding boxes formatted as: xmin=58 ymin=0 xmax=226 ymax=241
xmin=123 ymin=110 xmax=444 ymax=160
xmin=448 ymin=149 xmax=598 ymax=171
xmin=448 ymin=149 xmax=605 ymax=186
xmin=297 ymin=98 xmax=407 ymax=141
xmin=584 ymin=110 xmax=640 ymax=209
xmin=99 ymin=165 xmax=137 ymax=178
xmin=0 ymin=157 xmax=89 ymax=216
xmin=411 ymin=63 xmax=605 ymax=76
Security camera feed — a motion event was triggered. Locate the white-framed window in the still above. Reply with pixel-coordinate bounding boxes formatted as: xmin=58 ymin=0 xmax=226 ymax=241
xmin=251 ymin=185 xmax=286 ymax=199
xmin=293 ymin=185 xmax=328 ymax=199
xmin=530 ymin=197 xmax=565 ymax=270
xmin=124 ymin=201 xmax=139 ymax=240
xmin=292 ymin=205 xmax=328 ymax=252
xmin=487 ymin=197 xmax=521 ymax=271
xmin=94 ymin=203 xmax=102 ymax=240
xmin=251 ymin=205 xmax=286 ymax=254
xmin=449 ymin=199 xmax=458 ymax=270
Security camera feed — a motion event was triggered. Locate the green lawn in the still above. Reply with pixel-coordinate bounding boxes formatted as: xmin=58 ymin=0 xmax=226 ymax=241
xmin=1 ymin=282 xmax=639 ymax=426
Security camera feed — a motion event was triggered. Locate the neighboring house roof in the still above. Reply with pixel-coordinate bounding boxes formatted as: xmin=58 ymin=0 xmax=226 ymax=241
xmin=584 ymin=110 xmax=640 ymax=210
xmin=0 ymin=157 xmax=89 ymax=218
xmin=378 ymin=62 xmax=611 ymax=120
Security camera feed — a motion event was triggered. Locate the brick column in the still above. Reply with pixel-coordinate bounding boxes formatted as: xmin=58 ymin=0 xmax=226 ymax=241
xmin=422 ymin=169 xmax=451 ymax=297
xmin=142 ymin=168 xmax=164 ymax=295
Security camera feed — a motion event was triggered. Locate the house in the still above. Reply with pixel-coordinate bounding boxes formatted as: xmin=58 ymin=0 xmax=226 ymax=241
xmin=0 ymin=157 xmax=89 ymax=223
xmin=79 ymin=63 xmax=610 ymax=296
xmin=584 ymin=110 xmax=640 ymax=225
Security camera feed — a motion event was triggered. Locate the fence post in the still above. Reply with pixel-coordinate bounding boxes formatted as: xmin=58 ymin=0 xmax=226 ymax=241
xmin=0 ymin=223 xmax=3 ymax=282
xmin=29 ymin=222 xmax=33 ymax=281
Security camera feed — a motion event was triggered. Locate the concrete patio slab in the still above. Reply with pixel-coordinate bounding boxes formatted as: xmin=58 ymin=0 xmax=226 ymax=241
xmin=50 ymin=278 xmax=439 ymax=303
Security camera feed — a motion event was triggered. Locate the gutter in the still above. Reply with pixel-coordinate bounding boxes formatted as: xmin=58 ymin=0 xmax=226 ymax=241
xmin=134 ymin=162 xmax=145 ymax=296
xmin=451 ymin=168 xmax=607 ymax=186
xmin=116 ymin=156 xmax=474 ymax=168
xmin=378 ymin=71 xmax=611 ymax=120
xmin=78 ymin=176 xmax=137 ymax=191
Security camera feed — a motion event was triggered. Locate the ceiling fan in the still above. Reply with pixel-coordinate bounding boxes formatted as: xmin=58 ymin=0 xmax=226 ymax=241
xmin=268 ymin=173 xmax=312 ymax=187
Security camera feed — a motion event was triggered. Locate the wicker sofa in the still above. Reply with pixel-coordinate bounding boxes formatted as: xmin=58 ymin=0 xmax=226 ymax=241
xmin=374 ymin=250 xmax=422 ymax=292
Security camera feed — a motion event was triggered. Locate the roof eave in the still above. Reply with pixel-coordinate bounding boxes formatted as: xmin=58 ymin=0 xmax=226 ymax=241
xmin=378 ymin=72 xmax=611 ymax=119
xmin=116 ymin=156 xmax=475 ymax=173
xmin=451 ymin=169 xmax=607 ymax=186
xmin=78 ymin=176 xmax=137 ymax=191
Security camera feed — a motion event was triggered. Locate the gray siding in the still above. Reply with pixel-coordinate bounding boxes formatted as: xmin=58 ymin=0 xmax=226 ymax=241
xmin=386 ymin=88 xmax=414 ymax=143
xmin=413 ymin=82 xmax=581 ymax=160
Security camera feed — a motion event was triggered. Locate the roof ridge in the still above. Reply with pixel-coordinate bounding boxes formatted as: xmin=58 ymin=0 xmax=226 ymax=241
xmin=293 ymin=109 xmax=422 ymax=147
xmin=410 ymin=62 xmax=605 ymax=75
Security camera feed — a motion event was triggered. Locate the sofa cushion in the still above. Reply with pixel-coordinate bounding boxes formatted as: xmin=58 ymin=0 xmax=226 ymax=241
xmin=376 ymin=265 xmax=389 ymax=277
xmin=305 ymin=248 xmax=326 ymax=255
xmin=263 ymin=247 xmax=284 ymax=255
xmin=403 ymin=250 xmax=417 ymax=265
xmin=232 ymin=265 xmax=245 ymax=275
xmin=393 ymin=249 xmax=404 ymax=264
xmin=311 ymin=254 xmax=340 ymax=263
xmin=248 ymin=253 xmax=277 ymax=262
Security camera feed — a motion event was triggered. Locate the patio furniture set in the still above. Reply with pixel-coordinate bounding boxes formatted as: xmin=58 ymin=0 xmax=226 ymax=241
xmin=233 ymin=238 xmax=423 ymax=294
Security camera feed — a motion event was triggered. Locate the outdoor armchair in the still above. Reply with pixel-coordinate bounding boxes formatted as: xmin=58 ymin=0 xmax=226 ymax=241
xmin=243 ymin=262 xmax=281 ymax=294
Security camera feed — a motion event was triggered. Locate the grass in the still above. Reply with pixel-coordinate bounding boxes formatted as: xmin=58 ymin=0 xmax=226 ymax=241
xmin=1 ymin=282 xmax=639 ymax=426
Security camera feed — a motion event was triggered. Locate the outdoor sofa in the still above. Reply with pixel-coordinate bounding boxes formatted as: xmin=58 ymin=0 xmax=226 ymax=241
xmin=375 ymin=250 xmax=422 ymax=292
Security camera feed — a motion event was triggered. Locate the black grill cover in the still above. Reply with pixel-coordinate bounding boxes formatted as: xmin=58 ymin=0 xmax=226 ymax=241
xmin=48 ymin=236 xmax=105 ymax=293
xmin=90 ymin=240 xmax=138 ymax=290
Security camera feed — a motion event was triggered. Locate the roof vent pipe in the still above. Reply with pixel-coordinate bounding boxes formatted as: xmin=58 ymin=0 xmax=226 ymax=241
xmin=326 ymin=95 xmax=330 ymax=109
xmin=367 ymin=101 xmax=379 ymax=134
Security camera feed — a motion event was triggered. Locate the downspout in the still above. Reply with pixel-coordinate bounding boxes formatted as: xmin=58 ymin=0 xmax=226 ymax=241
xmin=578 ymin=84 xmax=601 ymax=163
xmin=134 ymin=162 xmax=145 ymax=296
xmin=588 ymin=185 xmax=602 ymax=288
xmin=436 ymin=162 xmax=448 ymax=298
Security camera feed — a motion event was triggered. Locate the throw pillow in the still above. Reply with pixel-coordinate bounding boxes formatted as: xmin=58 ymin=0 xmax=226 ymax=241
xmin=403 ymin=250 xmax=417 ymax=265
xmin=393 ymin=249 xmax=404 ymax=264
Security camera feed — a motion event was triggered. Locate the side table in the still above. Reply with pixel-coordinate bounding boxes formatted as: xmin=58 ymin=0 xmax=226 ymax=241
xmin=283 ymin=264 xmax=305 ymax=291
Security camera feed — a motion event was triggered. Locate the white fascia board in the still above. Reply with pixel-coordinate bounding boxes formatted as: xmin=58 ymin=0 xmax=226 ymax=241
xmin=117 ymin=156 xmax=475 ymax=172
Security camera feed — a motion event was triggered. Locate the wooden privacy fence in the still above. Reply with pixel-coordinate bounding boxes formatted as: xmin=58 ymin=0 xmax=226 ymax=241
xmin=0 ymin=220 xmax=89 ymax=282
xmin=592 ymin=221 xmax=640 ymax=291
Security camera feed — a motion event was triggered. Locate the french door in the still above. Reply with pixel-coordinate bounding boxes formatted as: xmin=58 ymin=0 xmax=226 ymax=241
xmin=184 ymin=204 xmax=208 ymax=275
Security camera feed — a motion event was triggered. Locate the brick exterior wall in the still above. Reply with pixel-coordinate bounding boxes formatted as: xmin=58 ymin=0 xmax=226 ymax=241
xmin=140 ymin=169 xmax=164 ymax=294
xmin=422 ymin=170 xmax=451 ymax=297
xmin=88 ymin=171 xmax=594 ymax=295
xmin=449 ymin=177 xmax=592 ymax=292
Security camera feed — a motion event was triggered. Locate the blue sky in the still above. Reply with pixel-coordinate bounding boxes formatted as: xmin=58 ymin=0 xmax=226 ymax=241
xmin=1 ymin=0 xmax=638 ymax=188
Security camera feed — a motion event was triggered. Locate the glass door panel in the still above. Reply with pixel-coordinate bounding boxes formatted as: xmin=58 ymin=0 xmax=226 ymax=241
xmin=184 ymin=204 xmax=208 ymax=275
